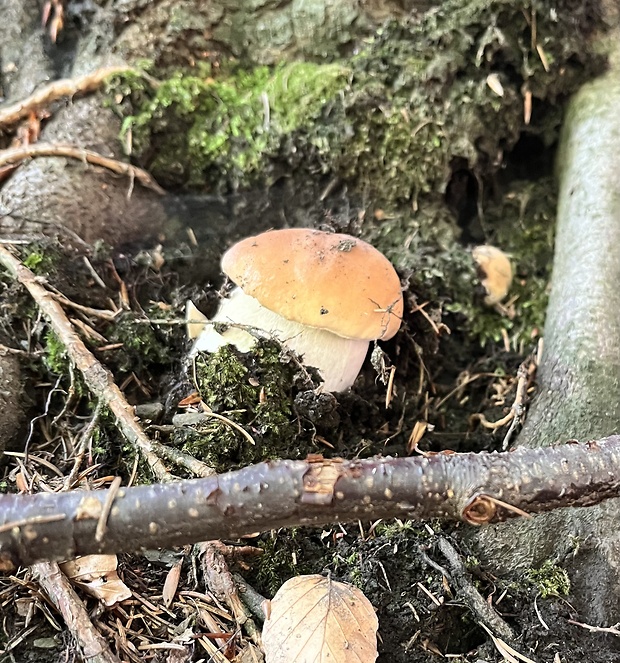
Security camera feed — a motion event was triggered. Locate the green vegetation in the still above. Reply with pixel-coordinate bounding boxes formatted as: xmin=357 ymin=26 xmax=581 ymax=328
xmin=255 ymin=529 xmax=312 ymax=595
xmin=526 ymin=559 xmax=571 ymax=598
xmin=177 ymin=341 xmax=316 ymax=471
xmin=106 ymin=306 xmax=175 ymax=374
xmin=111 ymin=61 xmax=349 ymax=188
xmin=23 ymin=248 xmax=56 ymax=275
xmin=113 ymin=0 xmax=602 ymax=199
xmin=43 ymin=329 xmax=70 ymax=376
xmin=108 ymin=0 xmax=601 ymax=347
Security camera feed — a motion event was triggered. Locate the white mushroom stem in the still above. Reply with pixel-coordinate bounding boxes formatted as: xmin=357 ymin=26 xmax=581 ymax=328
xmin=190 ymin=288 xmax=370 ymax=392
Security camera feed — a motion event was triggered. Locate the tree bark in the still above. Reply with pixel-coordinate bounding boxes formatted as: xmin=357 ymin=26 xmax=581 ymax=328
xmin=470 ymin=49 xmax=620 ymax=626
xmin=3 ymin=438 xmax=620 ymax=569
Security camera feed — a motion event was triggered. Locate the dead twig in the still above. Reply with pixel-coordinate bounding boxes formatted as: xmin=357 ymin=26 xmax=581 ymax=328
xmin=0 ymin=143 xmax=165 ymax=195
xmin=32 ymin=561 xmax=121 ymax=663
xmin=433 ymin=536 xmax=515 ymax=641
xmin=567 ymin=619 xmax=620 ymax=636
xmin=199 ymin=541 xmax=262 ymax=647
xmin=0 ymin=245 xmax=169 ymax=481
xmin=469 ymin=355 xmax=536 ymax=448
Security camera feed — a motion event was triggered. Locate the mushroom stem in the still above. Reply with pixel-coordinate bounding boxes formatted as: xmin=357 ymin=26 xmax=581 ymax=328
xmin=192 ymin=288 xmax=370 ymax=392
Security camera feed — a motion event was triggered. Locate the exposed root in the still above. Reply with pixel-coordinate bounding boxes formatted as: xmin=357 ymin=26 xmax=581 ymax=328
xmin=0 ymin=66 xmax=132 ymax=128
xmin=0 ymin=143 xmax=165 ymax=195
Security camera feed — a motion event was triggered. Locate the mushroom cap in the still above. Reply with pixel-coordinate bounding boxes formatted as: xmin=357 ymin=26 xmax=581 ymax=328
xmin=221 ymin=228 xmax=403 ymax=341
xmin=472 ymin=245 xmax=513 ymax=305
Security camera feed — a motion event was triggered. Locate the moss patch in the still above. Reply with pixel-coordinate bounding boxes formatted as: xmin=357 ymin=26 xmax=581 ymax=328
xmin=177 ymin=341 xmax=318 ymax=471
xmin=526 ymin=559 xmax=571 ymax=598
xmin=111 ymin=0 xmax=604 ymax=200
xmin=111 ymin=61 xmax=350 ymax=189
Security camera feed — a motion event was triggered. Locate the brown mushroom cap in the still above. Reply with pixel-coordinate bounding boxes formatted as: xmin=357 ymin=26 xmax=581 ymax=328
xmin=221 ymin=228 xmax=403 ymax=341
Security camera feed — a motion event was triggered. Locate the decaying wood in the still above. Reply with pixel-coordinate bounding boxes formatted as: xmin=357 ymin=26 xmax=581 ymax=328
xmin=1 ymin=437 xmax=620 ymax=568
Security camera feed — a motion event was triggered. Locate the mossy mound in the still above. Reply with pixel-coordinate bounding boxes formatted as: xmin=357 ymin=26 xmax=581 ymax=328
xmin=177 ymin=342 xmax=321 ymax=471
xmin=111 ymin=0 xmax=604 ymax=201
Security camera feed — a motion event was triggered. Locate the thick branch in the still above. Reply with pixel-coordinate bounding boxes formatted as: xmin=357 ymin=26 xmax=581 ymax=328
xmin=1 ymin=437 xmax=620 ymax=568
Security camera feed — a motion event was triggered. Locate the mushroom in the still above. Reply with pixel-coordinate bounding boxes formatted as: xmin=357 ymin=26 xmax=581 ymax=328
xmin=472 ymin=245 xmax=513 ymax=306
xmin=189 ymin=228 xmax=403 ymax=392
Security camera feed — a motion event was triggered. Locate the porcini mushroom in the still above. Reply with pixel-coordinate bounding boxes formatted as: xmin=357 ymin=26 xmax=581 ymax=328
xmin=189 ymin=228 xmax=403 ymax=392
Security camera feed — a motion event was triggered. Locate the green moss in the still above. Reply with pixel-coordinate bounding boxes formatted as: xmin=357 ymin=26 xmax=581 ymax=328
xmin=111 ymin=0 xmax=604 ymax=195
xmin=105 ymin=305 xmax=175 ymax=374
xmin=112 ymin=61 xmax=350 ymax=188
xmin=332 ymin=551 xmax=364 ymax=588
xmin=361 ymin=178 xmax=554 ymax=347
xmin=255 ymin=529 xmax=310 ymax=595
xmin=372 ymin=519 xmax=420 ymax=538
xmin=23 ymin=249 xmax=56 ymax=275
xmin=43 ymin=330 xmax=70 ymax=376
xmin=526 ymin=559 xmax=570 ymax=598
xmin=178 ymin=341 xmax=315 ymax=471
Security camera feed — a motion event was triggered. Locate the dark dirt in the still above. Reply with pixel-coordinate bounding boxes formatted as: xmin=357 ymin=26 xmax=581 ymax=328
xmin=0 ymin=198 xmax=603 ymax=662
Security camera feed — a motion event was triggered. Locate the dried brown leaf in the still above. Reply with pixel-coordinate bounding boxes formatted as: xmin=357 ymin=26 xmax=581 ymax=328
xmin=60 ymin=554 xmax=131 ymax=606
xmin=163 ymin=558 xmax=183 ymax=608
xmin=262 ymin=575 xmax=378 ymax=663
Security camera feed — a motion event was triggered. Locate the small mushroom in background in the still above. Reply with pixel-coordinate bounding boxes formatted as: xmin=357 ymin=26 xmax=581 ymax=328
xmin=472 ymin=244 xmax=513 ymax=306
xmin=187 ymin=228 xmax=404 ymax=392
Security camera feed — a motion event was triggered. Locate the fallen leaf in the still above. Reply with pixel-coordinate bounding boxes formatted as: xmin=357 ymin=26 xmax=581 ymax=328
xmin=60 ymin=554 xmax=131 ymax=606
xmin=163 ymin=557 xmax=183 ymax=608
xmin=262 ymin=574 xmax=378 ymax=663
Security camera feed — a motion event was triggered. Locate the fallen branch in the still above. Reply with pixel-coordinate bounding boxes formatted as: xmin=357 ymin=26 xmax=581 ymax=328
xmin=1 ymin=437 xmax=620 ymax=568
xmin=32 ymin=561 xmax=121 ymax=663
xmin=0 ymin=143 xmax=165 ymax=195
xmin=0 ymin=245 xmax=213 ymax=482
xmin=0 ymin=65 xmax=131 ymax=128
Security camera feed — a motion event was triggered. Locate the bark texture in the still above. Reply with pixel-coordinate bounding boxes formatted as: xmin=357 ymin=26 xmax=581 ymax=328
xmin=2 ymin=438 xmax=620 ymax=569
xmin=0 ymin=2 xmax=168 ymax=247
xmin=471 ymin=58 xmax=620 ymax=626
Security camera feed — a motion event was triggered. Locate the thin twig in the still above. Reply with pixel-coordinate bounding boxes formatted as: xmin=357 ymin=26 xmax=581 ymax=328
xmin=0 ymin=245 xmax=170 ymax=482
xmin=0 ymin=143 xmax=165 ymax=195
xmin=435 ymin=536 xmax=515 ymax=641
xmin=567 ymin=619 xmax=620 ymax=636
xmin=64 ymin=402 xmax=103 ymax=490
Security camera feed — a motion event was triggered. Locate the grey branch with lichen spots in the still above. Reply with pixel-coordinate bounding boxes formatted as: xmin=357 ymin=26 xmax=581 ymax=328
xmin=2 ymin=436 xmax=620 ymax=569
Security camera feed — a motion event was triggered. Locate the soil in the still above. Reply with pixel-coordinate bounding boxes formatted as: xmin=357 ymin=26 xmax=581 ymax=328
xmin=0 ymin=186 xmax=611 ymax=662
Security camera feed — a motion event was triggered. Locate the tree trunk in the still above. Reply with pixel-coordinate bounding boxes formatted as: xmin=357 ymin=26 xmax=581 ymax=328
xmin=470 ymin=47 xmax=620 ymax=626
